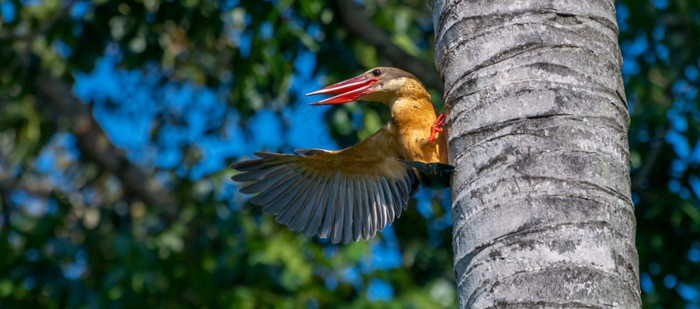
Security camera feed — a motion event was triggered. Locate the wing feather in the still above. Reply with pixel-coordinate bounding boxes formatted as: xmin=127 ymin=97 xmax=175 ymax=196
xmin=343 ymin=180 xmax=355 ymax=244
xmin=353 ymin=179 xmax=366 ymax=241
xmin=249 ymin=177 xmax=299 ymax=207
xmin=230 ymin=154 xmax=286 ymax=171
xmin=285 ymin=174 xmax=321 ymax=231
xmin=320 ymin=174 xmax=341 ymax=239
xmin=387 ymin=178 xmax=405 ymax=223
xmin=396 ymin=177 xmax=409 ymax=205
xmin=249 ymin=170 xmax=299 ymax=206
xmin=383 ymin=180 xmax=396 ymax=225
xmin=303 ymin=175 xmax=330 ymax=237
xmin=395 ymin=178 xmax=409 ymax=218
xmin=362 ymin=179 xmax=375 ymax=240
xmin=276 ymin=172 xmax=316 ymax=226
xmin=230 ymin=128 xmax=427 ymax=243
xmin=373 ymin=178 xmax=387 ymax=235
xmin=240 ymin=166 xmax=292 ymax=194
xmin=331 ymin=176 xmax=347 ymax=244
xmin=232 ymin=164 xmax=285 ymax=182
xmin=267 ymin=172 xmax=313 ymax=216
xmin=380 ymin=177 xmax=395 ymax=229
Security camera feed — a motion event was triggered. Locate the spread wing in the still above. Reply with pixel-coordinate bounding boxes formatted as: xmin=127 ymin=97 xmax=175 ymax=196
xmin=230 ymin=131 xmax=420 ymax=244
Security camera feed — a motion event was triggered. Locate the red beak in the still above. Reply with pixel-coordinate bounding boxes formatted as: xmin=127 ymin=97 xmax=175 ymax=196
xmin=305 ymin=75 xmax=378 ymax=105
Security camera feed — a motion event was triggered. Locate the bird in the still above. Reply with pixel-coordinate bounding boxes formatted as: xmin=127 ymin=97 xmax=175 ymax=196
xmin=230 ymin=67 xmax=453 ymax=244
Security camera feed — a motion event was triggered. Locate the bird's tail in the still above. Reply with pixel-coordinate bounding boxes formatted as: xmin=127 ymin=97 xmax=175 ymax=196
xmin=400 ymin=160 xmax=454 ymax=189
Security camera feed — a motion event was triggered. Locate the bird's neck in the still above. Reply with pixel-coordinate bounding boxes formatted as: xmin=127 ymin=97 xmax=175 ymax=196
xmin=389 ymin=80 xmax=434 ymax=129
xmin=393 ymin=79 xmax=431 ymax=103
xmin=387 ymin=81 xmax=445 ymax=163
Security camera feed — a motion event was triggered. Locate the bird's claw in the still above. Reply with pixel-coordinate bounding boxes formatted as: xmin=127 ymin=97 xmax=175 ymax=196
xmin=428 ymin=113 xmax=445 ymax=144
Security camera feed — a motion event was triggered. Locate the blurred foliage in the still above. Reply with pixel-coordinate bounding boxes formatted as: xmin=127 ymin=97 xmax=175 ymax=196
xmin=619 ymin=1 xmax=700 ymax=307
xmin=0 ymin=0 xmax=698 ymax=308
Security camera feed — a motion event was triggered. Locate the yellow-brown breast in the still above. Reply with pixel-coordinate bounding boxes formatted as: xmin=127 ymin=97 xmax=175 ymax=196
xmin=387 ymin=79 xmax=448 ymax=164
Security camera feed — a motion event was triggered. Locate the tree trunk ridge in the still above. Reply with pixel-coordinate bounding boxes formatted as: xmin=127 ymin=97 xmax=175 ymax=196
xmin=432 ymin=0 xmax=641 ymax=307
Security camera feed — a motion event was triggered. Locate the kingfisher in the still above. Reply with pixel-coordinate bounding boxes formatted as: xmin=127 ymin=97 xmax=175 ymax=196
xmin=231 ymin=67 xmax=452 ymax=244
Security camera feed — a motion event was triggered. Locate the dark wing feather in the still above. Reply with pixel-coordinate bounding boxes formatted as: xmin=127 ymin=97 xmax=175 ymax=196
xmin=343 ymin=180 xmax=355 ymax=244
xmin=357 ymin=178 xmax=371 ymax=240
xmin=303 ymin=176 xmax=330 ymax=237
xmin=285 ymin=174 xmax=320 ymax=231
xmin=399 ymin=160 xmax=454 ymax=189
xmin=275 ymin=172 xmax=315 ymax=226
xmin=352 ymin=179 xmax=365 ymax=242
xmin=231 ymin=144 xmax=421 ymax=244
xmin=320 ymin=173 xmax=340 ymax=240
xmin=332 ymin=176 xmax=347 ymax=244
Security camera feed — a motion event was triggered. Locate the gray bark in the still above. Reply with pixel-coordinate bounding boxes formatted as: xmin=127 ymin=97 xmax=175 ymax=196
xmin=431 ymin=0 xmax=640 ymax=307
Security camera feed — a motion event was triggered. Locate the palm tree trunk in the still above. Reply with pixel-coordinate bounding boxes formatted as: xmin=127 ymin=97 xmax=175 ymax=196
xmin=431 ymin=0 xmax=641 ymax=307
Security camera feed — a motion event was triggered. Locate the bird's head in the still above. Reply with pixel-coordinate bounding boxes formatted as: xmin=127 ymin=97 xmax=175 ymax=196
xmin=305 ymin=67 xmax=422 ymax=105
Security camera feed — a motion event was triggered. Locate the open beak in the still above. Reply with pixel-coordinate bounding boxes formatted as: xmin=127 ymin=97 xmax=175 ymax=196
xmin=305 ymin=75 xmax=378 ymax=105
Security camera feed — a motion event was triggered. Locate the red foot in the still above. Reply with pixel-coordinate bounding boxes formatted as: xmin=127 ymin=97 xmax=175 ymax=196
xmin=428 ymin=113 xmax=445 ymax=143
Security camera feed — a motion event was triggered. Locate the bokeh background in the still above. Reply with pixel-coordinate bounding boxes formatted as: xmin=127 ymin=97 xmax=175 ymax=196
xmin=0 ymin=0 xmax=698 ymax=308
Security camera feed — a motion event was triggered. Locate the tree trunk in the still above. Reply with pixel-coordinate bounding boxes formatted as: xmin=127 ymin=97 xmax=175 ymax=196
xmin=431 ymin=0 xmax=641 ymax=307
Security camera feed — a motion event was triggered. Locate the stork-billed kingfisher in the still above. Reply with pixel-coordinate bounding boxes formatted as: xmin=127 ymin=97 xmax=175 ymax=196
xmin=231 ymin=67 xmax=453 ymax=244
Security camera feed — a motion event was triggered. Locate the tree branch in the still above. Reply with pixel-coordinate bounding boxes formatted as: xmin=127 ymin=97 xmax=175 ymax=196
xmin=0 ymin=173 xmax=52 ymax=198
xmin=333 ymin=0 xmax=443 ymax=91
xmin=34 ymin=73 xmax=177 ymax=217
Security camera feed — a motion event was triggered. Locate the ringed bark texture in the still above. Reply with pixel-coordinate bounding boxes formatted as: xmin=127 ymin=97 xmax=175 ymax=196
xmin=431 ymin=0 xmax=641 ymax=307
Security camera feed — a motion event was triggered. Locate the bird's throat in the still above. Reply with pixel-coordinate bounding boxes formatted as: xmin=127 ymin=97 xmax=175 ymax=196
xmin=389 ymin=94 xmax=447 ymax=164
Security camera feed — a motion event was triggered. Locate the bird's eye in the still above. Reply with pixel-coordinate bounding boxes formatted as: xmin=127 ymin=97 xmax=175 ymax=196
xmin=372 ymin=69 xmax=382 ymax=77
